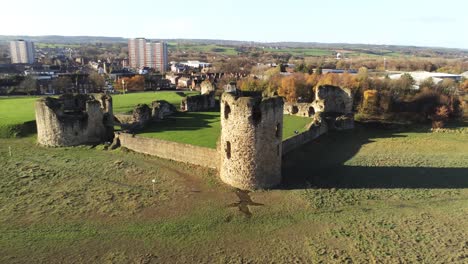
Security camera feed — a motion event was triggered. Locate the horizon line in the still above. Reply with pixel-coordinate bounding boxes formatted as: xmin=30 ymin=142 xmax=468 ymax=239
xmin=1 ymin=34 xmax=467 ymax=51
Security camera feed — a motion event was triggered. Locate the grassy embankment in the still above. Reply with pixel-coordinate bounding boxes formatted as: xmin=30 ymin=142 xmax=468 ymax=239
xmin=0 ymin=124 xmax=467 ymax=263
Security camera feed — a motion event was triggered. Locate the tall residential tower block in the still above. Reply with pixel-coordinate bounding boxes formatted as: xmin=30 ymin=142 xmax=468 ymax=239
xmin=128 ymin=38 xmax=168 ymax=72
xmin=10 ymin=40 xmax=35 ymax=64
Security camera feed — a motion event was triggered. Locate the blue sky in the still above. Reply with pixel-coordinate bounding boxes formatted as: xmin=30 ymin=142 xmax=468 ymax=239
xmin=1 ymin=0 xmax=467 ymax=49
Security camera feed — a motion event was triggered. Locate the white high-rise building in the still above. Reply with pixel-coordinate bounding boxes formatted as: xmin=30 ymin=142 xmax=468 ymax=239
xmin=10 ymin=40 xmax=35 ymax=64
xmin=128 ymin=38 xmax=167 ymax=72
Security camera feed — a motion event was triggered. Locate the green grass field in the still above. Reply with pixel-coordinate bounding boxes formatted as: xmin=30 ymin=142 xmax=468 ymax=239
xmin=169 ymin=43 xmax=239 ymax=56
xmin=35 ymin=43 xmax=82 ymax=49
xmin=138 ymin=112 xmax=312 ymax=148
xmin=264 ymin=47 xmax=334 ymax=57
xmin=0 ymin=124 xmax=466 ymax=263
xmin=0 ymin=92 xmax=197 ymax=137
xmin=112 ymin=91 xmax=198 ymax=113
xmin=0 ymin=92 xmax=312 ymax=148
xmin=0 ymin=97 xmax=38 ymax=137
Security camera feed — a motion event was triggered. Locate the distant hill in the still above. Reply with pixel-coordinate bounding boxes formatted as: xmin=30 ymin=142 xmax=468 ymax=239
xmin=0 ymin=35 xmax=128 ymax=44
xmin=0 ymin=35 xmax=467 ymax=58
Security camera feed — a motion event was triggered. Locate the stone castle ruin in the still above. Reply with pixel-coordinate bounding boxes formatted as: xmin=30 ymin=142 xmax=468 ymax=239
xmin=151 ymin=100 xmax=177 ymax=121
xmin=35 ymin=94 xmax=113 ymax=146
xmin=312 ymin=85 xmax=354 ymax=130
xmin=115 ymin=100 xmax=176 ymax=130
xmin=284 ymin=85 xmax=355 ymax=130
xmin=36 ymin=85 xmax=354 ymax=190
xmin=284 ymin=102 xmax=315 ymax=117
xmin=180 ymin=92 xmax=216 ymax=112
xmin=220 ymin=93 xmax=284 ymax=190
xmin=312 ymin=85 xmax=353 ymax=114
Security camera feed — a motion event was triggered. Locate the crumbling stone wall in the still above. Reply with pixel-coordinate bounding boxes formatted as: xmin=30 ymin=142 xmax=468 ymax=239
xmin=180 ymin=92 xmax=216 ymax=112
xmin=132 ymin=104 xmax=152 ymax=129
xmin=282 ymin=121 xmax=328 ymax=155
xmin=310 ymin=85 xmax=355 ymax=130
xmin=151 ymin=100 xmax=176 ymax=121
xmin=220 ymin=93 xmax=284 ymax=190
xmin=200 ymin=80 xmax=215 ymax=95
xmin=35 ymin=94 xmax=113 ymax=146
xmin=117 ymin=132 xmax=219 ymax=169
xmin=116 ymin=101 xmax=177 ymax=130
xmin=312 ymin=85 xmax=353 ymax=114
xmin=284 ymin=102 xmax=315 ymax=117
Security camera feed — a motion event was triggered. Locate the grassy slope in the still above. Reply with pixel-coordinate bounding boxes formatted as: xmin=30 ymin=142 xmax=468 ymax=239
xmin=138 ymin=113 xmax=312 ymax=148
xmin=0 ymin=125 xmax=467 ymax=263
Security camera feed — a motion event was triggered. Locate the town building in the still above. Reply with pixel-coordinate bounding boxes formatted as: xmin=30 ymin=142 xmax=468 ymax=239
xmin=128 ymin=38 xmax=168 ymax=72
xmin=180 ymin=60 xmax=211 ymax=69
xmin=10 ymin=40 xmax=35 ymax=64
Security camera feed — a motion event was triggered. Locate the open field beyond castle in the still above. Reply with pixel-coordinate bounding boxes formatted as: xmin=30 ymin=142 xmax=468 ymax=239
xmin=0 ymin=125 xmax=467 ymax=263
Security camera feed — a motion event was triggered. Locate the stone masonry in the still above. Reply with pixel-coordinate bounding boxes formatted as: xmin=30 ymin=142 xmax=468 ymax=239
xmin=151 ymin=100 xmax=176 ymax=121
xmin=35 ymin=94 xmax=113 ymax=146
xmin=220 ymin=93 xmax=284 ymax=190
xmin=312 ymin=85 xmax=353 ymax=114
xmin=180 ymin=92 xmax=216 ymax=112
xmin=284 ymin=102 xmax=315 ymax=117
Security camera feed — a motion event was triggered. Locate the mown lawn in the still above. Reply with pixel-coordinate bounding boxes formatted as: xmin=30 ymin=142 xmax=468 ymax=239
xmin=0 ymin=124 xmax=467 ymax=263
xmin=0 ymin=97 xmax=38 ymax=137
xmin=0 ymin=91 xmax=196 ymax=137
xmin=112 ymin=91 xmax=198 ymax=113
xmin=138 ymin=112 xmax=312 ymax=148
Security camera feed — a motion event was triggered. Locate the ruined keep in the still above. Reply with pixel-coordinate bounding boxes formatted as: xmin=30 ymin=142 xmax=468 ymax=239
xmin=35 ymin=94 xmax=113 ymax=146
xmin=220 ymin=93 xmax=284 ymax=190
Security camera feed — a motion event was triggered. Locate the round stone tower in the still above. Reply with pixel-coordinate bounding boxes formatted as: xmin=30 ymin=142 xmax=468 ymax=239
xmin=220 ymin=93 xmax=284 ymax=190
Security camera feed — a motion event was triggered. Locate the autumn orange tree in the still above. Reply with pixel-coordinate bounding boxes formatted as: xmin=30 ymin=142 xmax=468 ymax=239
xmin=460 ymin=79 xmax=468 ymax=92
xmin=115 ymin=75 xmax=145 ymax=92
xmin=277 ymin=73 xmax=312 ymax=102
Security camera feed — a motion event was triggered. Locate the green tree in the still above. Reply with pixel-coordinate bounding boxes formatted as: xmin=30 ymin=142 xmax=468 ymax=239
xmin=89 ymin=72 xmax=105 ymax=89
xmin=51 ymin=77 xmax=73 ymax=94
xmin=19 ymin=75 xmax=37 ymax=95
